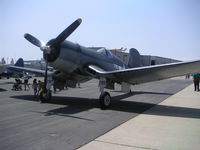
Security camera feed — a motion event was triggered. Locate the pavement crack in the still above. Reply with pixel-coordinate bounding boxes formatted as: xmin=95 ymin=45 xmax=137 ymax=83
xmin=95 ymin=139 xmax=158 ymax=150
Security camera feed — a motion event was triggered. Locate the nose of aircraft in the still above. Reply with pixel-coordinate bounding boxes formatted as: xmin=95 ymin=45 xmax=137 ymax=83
xmin=24 ymin=18 xmax=82 ymax=92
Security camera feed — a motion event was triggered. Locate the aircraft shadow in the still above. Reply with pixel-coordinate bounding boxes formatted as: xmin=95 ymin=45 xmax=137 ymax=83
xmin=0 ymin=88 xmax=7 ymax=92
xmin=111 ymin=91 xmax=172 ymax=100
xmin=32 ymin=109 xmax=94 ymax=121
xmin=11 ymin=95 xmax=98 ymax=120
xmin=11 ymin=91 xmax=200 ymax=119
xmin=111 ymin=101 xmax=200 ymax=119
xmin=112 ymin=90 xmax=172 ymax=96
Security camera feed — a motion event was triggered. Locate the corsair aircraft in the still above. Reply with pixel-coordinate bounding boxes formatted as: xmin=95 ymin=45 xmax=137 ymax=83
xmin=10 ymin=18 xmax=200 ymax=109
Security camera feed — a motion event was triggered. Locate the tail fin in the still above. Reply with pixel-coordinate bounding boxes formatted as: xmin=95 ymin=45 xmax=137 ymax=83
xmin=128 ymin=48 xmax=141 ymax=68
xmin=14 ymin=58 xmax=24 ymax=67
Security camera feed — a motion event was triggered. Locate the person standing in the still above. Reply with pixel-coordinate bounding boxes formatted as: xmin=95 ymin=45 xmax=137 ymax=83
xmin=37 ymin=80 xmax=44 ymax=95
xmin=192 ymin=74 xmax=200 ymax=91
xmin=32 ymin=79 xmax=38 ymax=97
xmin=24 ymin=74 xmax=30 ymax=91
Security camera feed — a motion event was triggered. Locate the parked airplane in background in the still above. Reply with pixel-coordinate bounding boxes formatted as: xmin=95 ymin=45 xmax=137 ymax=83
xmin=0 ymin=58 xmax=24 ymax=79
xmin=10 ymin=18 xmax=200 ymax=109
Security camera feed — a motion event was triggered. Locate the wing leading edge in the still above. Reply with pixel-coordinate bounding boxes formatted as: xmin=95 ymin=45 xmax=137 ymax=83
xmin=88 ymin=60 xmax=200 ymax=84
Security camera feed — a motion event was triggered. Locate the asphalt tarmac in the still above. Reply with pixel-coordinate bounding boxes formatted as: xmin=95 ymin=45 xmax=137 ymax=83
xmin=0 ymin=77 xmax=192 ymax=150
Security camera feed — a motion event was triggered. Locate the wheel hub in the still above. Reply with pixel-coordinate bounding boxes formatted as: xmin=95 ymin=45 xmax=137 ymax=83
xmin=104 ymin=95 xmax=111 ymax=106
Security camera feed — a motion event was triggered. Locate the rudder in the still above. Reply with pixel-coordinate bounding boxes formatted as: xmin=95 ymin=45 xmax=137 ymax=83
xmin=128 ymin=48 xmax=141 ymax=68
xmin=14 ymin=58 xmax=24 ymax=67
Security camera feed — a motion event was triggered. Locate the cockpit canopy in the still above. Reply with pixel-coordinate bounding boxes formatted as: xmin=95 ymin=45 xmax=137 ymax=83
xmin=97 ymin=48 xmax=113 ymax=58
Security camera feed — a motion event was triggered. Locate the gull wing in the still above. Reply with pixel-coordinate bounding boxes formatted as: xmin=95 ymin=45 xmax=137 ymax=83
xmin=88 ymin=60 xmax=200 ymax=84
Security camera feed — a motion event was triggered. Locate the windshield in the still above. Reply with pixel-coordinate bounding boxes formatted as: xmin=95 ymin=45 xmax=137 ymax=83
xmin=97 ymin=48 xmax=113 ymax=58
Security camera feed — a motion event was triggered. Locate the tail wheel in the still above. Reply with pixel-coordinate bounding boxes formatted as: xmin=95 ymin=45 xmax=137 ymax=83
xmin=99 ymin=92 xmax=111 ymax=109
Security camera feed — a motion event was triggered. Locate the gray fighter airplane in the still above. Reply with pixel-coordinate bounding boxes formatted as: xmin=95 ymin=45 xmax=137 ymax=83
xmin=0 ymin=58 xmax=24 ymax=79
xmin=10 ymin=18 xmax=200 ymax=109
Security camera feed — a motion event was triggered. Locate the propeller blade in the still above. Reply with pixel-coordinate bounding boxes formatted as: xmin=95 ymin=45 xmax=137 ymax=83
xmin=24 ymin=33 xmax=42 ymax=47
xmin=50 ymin=18 xmax=82 ymax=47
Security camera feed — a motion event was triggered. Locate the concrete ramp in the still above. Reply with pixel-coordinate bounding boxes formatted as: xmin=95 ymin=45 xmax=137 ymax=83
xmin=79 ymin=84 xmax=200 ymax=150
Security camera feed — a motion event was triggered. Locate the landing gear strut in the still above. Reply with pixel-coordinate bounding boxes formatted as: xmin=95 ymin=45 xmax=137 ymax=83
xmin=98 ymin=77 xmax=112 ymax=109
xmin=99 ymin=91 xmax=111 ymax=109
xmin=39 ymin=52 xmax=53 ymax=103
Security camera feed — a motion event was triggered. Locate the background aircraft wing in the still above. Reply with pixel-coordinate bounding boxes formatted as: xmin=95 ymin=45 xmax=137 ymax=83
xmin=9 ymin=66 xmax=54 ymax=76
xmin=88 ymin=60 xmax=200 ymax=84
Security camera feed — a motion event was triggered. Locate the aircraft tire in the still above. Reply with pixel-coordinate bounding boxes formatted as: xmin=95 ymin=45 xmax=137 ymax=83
xmin=99 ymin=91 xmax=111 ymax=109
xmin=39 ymin=90 xmax=52 ymax=103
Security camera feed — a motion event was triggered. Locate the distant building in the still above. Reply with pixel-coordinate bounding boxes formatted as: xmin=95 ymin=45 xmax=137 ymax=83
xmin=24 ymin=60 xmax=46 ymax=70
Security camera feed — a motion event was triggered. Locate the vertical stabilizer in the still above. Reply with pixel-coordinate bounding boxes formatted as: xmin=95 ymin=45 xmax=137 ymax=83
xmin=14 ymin=58 xmax=24 ymax=67
xmin=128 ymin=48 xmax=141 ymax=68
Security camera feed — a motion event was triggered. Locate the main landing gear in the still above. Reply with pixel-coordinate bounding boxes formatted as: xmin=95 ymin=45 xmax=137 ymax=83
xmin=99 ymin=91 xmax=111 ymax=109
xmin=98 ymin=77 xmax=112 ymax=109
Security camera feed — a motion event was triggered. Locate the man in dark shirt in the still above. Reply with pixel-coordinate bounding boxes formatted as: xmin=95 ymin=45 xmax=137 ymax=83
xmin=193 ymin=74 xmax=200 ymax=91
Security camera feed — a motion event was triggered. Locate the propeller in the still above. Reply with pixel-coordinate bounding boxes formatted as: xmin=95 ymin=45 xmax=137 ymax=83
xmin=24 ymin=18 xmax=82 ymax=54
xmin=24 ymin=33 xmax=42 ymax=47
xmin=24 ymin=18 xmax=82 ymax=94
xmin=50 ymin=18 xmax=82 ymax=47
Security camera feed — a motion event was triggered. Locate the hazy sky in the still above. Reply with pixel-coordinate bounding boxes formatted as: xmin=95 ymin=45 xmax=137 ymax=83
xmin=1 ymin=0 xmax=200 ymax=62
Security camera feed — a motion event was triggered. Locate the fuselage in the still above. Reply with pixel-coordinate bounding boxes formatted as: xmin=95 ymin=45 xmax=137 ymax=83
xmin=48 ymin=40 xmax=126 ymax=83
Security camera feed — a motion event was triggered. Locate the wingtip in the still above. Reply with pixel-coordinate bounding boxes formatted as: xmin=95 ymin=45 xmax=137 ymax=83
xmin=24 ymin=33 xmax=28 ymax=38
xmin=77 ymin=18 xmax=82 ymax=24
